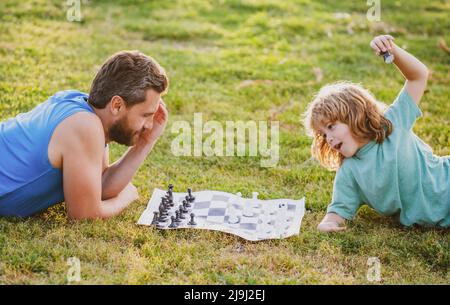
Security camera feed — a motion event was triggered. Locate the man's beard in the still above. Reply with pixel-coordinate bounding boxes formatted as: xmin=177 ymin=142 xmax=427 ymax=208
xmin=109 ymin=116 xmax=137 ymax=146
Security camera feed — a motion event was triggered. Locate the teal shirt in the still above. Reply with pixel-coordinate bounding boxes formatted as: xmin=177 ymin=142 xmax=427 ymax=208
xmin=327 ymin=89 xmax=450 ymax=227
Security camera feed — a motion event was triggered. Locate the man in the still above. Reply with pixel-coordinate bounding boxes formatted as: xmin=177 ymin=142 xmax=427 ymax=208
xmin=0 ymin=51 xmax=169 ymax=220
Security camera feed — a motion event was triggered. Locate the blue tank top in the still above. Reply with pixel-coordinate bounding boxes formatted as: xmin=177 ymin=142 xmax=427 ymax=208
xmin=0 ymin=90 xmax=95 ymax=217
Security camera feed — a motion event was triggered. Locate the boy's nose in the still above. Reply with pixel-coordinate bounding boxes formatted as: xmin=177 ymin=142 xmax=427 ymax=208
xmin=327 ymin=136 xmax=334 ymax=145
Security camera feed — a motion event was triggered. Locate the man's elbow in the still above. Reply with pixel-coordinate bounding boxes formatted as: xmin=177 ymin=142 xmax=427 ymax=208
xmin=66 ymin=204 xmax=109 ymax=221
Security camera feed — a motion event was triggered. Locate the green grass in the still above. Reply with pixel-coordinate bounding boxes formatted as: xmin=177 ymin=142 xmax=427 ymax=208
xmin=0 ymin=0 xmax=449 ymax=284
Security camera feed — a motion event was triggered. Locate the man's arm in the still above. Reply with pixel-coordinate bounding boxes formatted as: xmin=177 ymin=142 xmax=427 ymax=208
xmin=100 ymin=144 xmax=153 ymax=200
xmin=370 ymin=35 xmax=429 ymax=104
xmin=61 ymin=113 xmax=138 ymax=220
xmin=100 ymin=100 xmax=168 ymax=199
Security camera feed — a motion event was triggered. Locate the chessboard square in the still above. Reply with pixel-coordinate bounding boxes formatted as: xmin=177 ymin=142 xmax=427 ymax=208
xmin=240 ymin=216 xmax=259 ymax=224
xmin=194 ymin=208 xmax=209 ymax=217
xmin=287 ymin=204 xmax=296 ymax=211
xmin=239 ymin=223 xmax=257 ymax=230
xmin=232 ymin=203 xmax=243 ymax=210
xmin=210 ymin=201 xmax=228 ymax=209
xmin=208 ymin=208 xmax=226 ymax=216
xmin=211 ymin=194 xmax=231 ymax=202
xmin=206 ymin=215 xmax=225 ymax=224
xmin=193 ymin=201 xmax=211 ymax=209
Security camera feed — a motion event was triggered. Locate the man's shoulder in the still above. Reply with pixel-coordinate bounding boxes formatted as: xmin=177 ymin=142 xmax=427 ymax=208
xmin=56 ymin=112 xmax=104 ymax=151
xmin=51 ymin=89 xmax=89 ymax=101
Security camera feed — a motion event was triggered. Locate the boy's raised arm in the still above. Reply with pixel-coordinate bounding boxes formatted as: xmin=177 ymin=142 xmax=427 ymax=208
xmin=370 ymin=35 xmax=429 ymax=104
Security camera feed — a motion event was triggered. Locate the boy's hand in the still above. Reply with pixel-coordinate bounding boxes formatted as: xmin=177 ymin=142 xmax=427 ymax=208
xmin=370 ymin=34 xmax=395 ymax=55
xmin=317 ymin=212 xmax=347 ymax=233
xmin=317 ymin=221 xmax=347 ymax=232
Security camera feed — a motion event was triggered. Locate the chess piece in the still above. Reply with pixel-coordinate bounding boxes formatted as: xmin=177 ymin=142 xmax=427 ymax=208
xmin=168 ymin=216 xmax=177 ymax=228
xmin=178 ymin=206 xmax=186 ymax=219
xmin=180 ymin=203 xmax=188 ymax=214
xmin=151 ymin=211 xmax=159 ymax=225
xmin=164 ymin=195 xmax=174 ymax=207
xmin=188 ymin=213 xmax=197 ymax=226
xmin=175 ymin=210 xmax=181 ymax=223
xmin=187 ymin=188 xmax=195 ymax=202
xmin=242 ymin=193 xmax=254 ymax=217
xmin=381 ymin=50 xmax=394 ymax=64
xmin=182 ymin=200 xmax=190 ymax=211
xmin=183 ymin=199 xmax=191 ymax=209
xmin=227 ymin=205 xmax=240 ymax=224
xmin=251 ymin=191 xmax=260 ymax=213
xmin=158 ymin=205 xmax=168 ymax=222
xmin=159 ymin=204 xmax=168 ymax=217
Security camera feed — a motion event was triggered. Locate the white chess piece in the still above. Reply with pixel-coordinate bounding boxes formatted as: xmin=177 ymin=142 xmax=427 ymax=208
xmin=227 ymin=195 xmax=240 ymax=224
xmin=251 ymin=191 xmax=261 ymax=214
xmin=227 ymin=192 xmax=241 ymax=224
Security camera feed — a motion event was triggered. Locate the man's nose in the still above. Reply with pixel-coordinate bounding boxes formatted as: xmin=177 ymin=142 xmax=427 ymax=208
xmin=143 ymin=120 xmax=152 ymax=130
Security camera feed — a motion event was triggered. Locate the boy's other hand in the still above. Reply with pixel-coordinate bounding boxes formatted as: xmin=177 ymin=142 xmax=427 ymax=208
xmin=317 ymin=221 xmax=347 ymax=232
xmin=317 ymin=212 xmax=347 ymax=232
xmin=370 ymin=34 xmax=395 ymax=55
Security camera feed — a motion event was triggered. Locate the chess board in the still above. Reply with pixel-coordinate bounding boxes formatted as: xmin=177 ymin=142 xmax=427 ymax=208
xmin=137 ymin=188 xmax=306 ymax=241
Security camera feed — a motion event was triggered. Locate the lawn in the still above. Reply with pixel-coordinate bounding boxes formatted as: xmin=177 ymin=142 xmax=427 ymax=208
xmin=0 ymin=0 xmax=448 ymax=284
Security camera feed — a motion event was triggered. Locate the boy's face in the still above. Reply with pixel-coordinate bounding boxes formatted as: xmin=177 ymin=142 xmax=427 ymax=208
xmin=318 ymin=121 xmax=369 ymax=158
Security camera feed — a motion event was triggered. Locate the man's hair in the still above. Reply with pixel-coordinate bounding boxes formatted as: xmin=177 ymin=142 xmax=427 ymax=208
xmin=303 ymin=82 xmax=393 ymax=170
xmin=88 ymin=50 xmax=168 ymax=109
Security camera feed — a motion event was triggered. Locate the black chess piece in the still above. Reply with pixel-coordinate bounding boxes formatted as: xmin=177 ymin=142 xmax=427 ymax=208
xmin=175 ymin=210 xmax=181 ymax=223
xmin=164 ymin=194 xmax=174 ymax=207
xmin=161 ymin=197 xmax=168 ymax=208
xmin=159 ymin=204 xmax=168 ymax=216
xmin=178 ymin=206 xmax=186 ymax=219
xmin=187 ymin=188 xmax=195 ymax=202
xmin=180 ymin=203 xmax=188 ymax=214
xmin=183 ymin=199 xmax=191 ymax=209
xmin=381 ymin=50 xmax=394 ymax=64
xmin=188 ymin=213 xmax=197 ymax=226
xmin=158 ymin=206 xmax=168 ymax=222
xmin=183 ymin=200 xmax=190 ymax=211
xmin=168 ymin=216 xmax=177 ymax=228
xmin=151 ymin=211 xmax=159 ymax=225
xmin=163 ymin=197 xmax=173 ymax=209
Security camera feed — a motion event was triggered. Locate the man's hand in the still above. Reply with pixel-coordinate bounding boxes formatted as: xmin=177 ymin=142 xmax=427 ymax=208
xmin=135 ymin=99 xmax=168 ymax=148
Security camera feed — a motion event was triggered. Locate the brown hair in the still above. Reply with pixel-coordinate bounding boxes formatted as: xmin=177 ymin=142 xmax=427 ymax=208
xmin=303 ymin=82 xmax=393 ymax=170
xmin=89 ymin=50 xmax=168 ymax=109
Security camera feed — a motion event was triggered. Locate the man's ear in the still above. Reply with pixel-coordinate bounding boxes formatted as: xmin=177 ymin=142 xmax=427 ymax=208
xmin=109 ymin=95 xmax=126 ymax=116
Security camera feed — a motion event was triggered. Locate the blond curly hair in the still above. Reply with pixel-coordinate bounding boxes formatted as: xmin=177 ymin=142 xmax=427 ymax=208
xmin=303 ymin=82 xmax=393 ymax=171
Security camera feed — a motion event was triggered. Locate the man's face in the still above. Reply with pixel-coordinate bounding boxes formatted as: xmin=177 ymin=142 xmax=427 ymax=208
xmin=318 ymin=121 xmax=368 ymax=158
xmin=109 ymin=89 xmax=161 ymax=146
